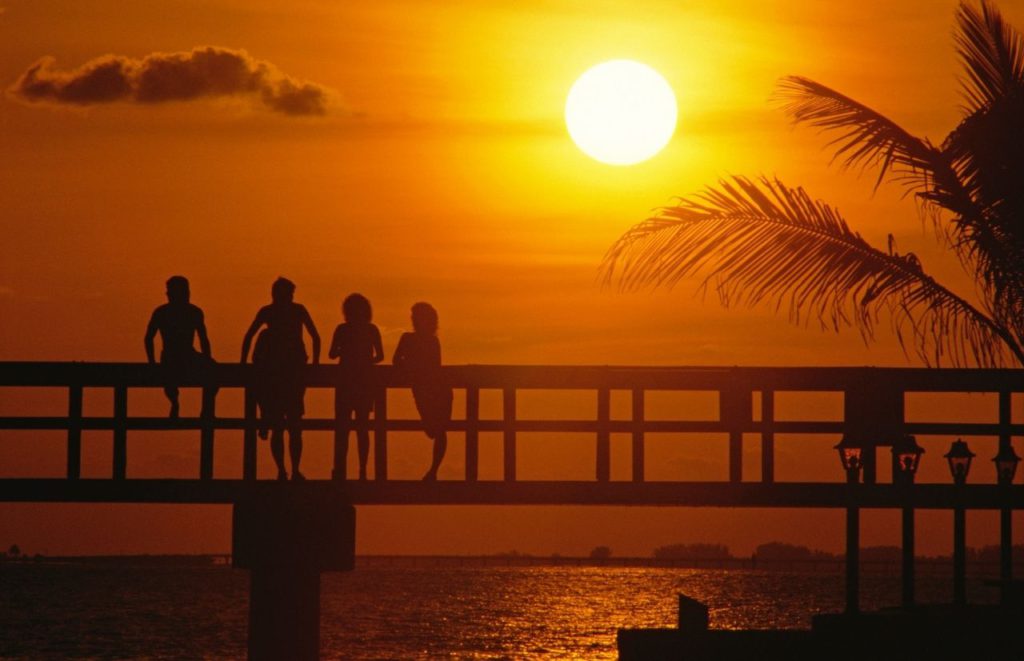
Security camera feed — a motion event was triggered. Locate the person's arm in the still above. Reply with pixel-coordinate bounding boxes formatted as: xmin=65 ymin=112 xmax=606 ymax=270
xmin=432 ymin=336 xmax=442 ymax=367
xmin=392 ymin=334 xmax=407 ymax=368
xmin=196 ymin=309 xmax=212 ymax=358
xmin=371 ymin=326 xmax=384 ymax=364
xmin=144 ymin=311 xmax=159 ymax=364
xmin=328 ymin=326 xmax=341 ymax=361
xmin=240 ymin=311 xmax=264 ymax=364
xmin=301 ymin=306 xmax=321 ymax=365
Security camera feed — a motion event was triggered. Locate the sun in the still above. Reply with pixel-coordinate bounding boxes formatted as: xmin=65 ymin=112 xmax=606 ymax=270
xmin=565 ymin=60 xmax=677 ymax=166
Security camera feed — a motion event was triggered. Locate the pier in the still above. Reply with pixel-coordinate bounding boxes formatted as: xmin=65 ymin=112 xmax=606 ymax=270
xmin=1 ymin=362 xmax=1022 ymax=658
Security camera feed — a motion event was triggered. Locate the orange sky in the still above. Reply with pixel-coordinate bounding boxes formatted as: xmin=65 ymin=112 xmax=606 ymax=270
xmin=1 ymin=0 xmax=1022 ymax=558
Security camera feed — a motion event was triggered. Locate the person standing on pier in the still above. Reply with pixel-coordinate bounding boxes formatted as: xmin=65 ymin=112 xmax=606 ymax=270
xmin=329 ymin=293 xmax=384 ymax=481
xmin=393 ymin=302 xmax=452 ymax=481
xmin=241 ymin=277 xmax=320 ymax=481
xmin=144 ymin=275 xmax=217 ymax=419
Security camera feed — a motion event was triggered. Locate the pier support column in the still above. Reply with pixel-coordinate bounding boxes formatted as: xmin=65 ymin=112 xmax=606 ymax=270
xmin=233 ymin=491 xmax=355 ymax=661
xmin=953 ymin=503 xmax=966 ymax=607
xmin=901 ymin=505 xmax=914 ymax=608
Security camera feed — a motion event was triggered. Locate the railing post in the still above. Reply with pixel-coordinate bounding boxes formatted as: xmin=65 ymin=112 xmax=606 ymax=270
xmin=953 ymin=499 xmax=967 ymax=607
xmin=199 ymin=385 xmax=215 ymax=481
xmin=243 ymin=386 xmax=257 ymax=481
xmin=67 ymin=384 xmax=82 ymax=480
xmin=112 ymin=385 xmax=127 ymax=480
xmin=901 ymin=503 xmax=915 ymax=608
xmin=632 ymin=388 xmax=644 ymax=483
xmin=465 ymin=387 xmax=479 ymax=482
xmin=374 ymin=385 xmax=388 ymax=481
xmin=721 ymin=387 xmax=750 ymax=483
xmin=845 ymin=468 xmax=860 ymax=614
xmin=503 ymin=387 xmax=516 ymax=482
xmin=333 ymin=384 xmax=347 ymax=481
xmin=596 ymin=388 xmax=610 ymax=482
xmin=844 ymin=383 xmax=902 ymax=486
xmin=760 ymin=390 xmax=774 ymax=484
xmin=998 ymin=391 xmax=1012 ymax=604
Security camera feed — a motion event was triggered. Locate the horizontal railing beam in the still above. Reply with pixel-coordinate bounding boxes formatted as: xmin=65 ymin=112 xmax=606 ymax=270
xmin=1 ymin=362 xmax=1022 ymax=391
xmin=0 ymin=478 xmax=1021 ymax=508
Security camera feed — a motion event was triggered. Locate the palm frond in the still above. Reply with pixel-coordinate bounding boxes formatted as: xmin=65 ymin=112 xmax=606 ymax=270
xmin=775 ymin=76 xmax=943 ymax=192
xmin=601 ymin=176 xmax=1021 ymax=367
xmin=955 ymin=0 xmax=1024 ymax=111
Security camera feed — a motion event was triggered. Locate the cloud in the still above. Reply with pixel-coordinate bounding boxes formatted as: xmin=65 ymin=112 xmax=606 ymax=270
xmin=8 ymin=46 xmax=333 ymax=116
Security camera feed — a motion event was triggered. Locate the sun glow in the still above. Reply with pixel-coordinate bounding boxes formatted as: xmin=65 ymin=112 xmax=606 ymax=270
xmin=564 ymin=60 xmax=677 ymax=166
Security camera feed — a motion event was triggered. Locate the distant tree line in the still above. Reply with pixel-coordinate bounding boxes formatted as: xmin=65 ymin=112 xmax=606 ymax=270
xmin=649 ymin=541 xmax=1024 ymax=563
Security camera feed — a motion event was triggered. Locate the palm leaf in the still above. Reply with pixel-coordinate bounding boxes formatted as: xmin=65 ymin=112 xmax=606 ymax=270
xmin=602 ymin=176 xmax=1021 ymax=367
xmin=774 ymin=76 xmax=944 ymax=192
xmin=955 ymin=0 xmax=1024 ymax=112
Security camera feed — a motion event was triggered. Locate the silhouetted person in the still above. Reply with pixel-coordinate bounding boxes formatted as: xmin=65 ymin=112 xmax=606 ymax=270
xmin=241 ymin=277 xmax=320 ymax=481
xmin=329 ymin=293 xmax=384 ymax=481
xmin=393 ymin=302 xmax=451 ymax=481
xmin=144 ymin=276 xmax=216 ymax=419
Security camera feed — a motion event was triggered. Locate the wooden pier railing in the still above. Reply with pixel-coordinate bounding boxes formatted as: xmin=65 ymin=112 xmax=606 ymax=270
xmin=0 ymin=362 xmax=1022 ymax=507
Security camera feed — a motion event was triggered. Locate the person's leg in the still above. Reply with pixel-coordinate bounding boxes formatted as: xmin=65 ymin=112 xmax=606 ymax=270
xmin=270 ymin=428 xmax=287 ymax=480
xmin=289 ymin=420 xmax=304 ymax=480
xmin=198 ymin=353 xmax=219 ymax=419
xmin=290 ymin=385 xmax=306 ymax=480
xmin=424 ymin=431 xmax=447 ymax=481
xmin=164 ymin=386 xmax=180 ymax=419
xmin=333 ymin=392 xmax=350 ymax=480
xmin=355 ymin=406 xmax=370 ymax=480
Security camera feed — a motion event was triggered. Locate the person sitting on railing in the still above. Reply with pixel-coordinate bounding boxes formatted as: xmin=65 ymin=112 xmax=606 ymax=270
xmin=329 ymin=293 xmax=384 ymax=481
xmin=144 ymin=275 xmax=217 ymax=419
xmin=393 ymin=302 xmax=451 ymax=481
xmin=241 ymin=277 xmax=321 ymax=481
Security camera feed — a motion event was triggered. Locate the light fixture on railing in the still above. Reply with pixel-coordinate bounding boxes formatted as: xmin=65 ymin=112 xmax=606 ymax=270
xmin=834 ymin=436 xmax=864 ymax=483
xmin=892 ymin=435 xmax=924 ymax=485
xmin=993 ymin=444 xmax=1020 ymax=486
xmin=945 ymin=438 xmax=975 ymax=487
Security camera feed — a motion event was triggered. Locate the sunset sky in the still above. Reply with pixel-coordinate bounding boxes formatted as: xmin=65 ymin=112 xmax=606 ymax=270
xmin=2 ymin=1 xmax=1022 ymax=558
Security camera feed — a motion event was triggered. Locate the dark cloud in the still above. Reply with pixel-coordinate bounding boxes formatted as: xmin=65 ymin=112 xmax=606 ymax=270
xmin=9 ymin=46 xmax=332 ymax=116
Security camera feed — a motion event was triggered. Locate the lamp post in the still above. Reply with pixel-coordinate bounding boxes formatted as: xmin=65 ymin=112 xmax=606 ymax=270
xmin=945 ymin=439 xmax=974 ymax=606
xmin=892 ymin=435 xmax=923 ymax=608
xmin=835 ymin=436 xmax=863 ymax=614
xmin=993 ymin=443 xmax=1019 ymax=605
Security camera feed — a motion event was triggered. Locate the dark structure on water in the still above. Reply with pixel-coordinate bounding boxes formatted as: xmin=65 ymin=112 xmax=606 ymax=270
xmin=1 ymin=362 xmax=1021 ymax=659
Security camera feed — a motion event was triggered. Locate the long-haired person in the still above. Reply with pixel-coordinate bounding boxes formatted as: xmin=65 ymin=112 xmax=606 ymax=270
xmin=393 ymin=302 xmax=452 ymax=480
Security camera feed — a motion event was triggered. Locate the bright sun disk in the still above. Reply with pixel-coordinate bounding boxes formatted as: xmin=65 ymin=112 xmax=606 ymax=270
xmin=565 ymin=60 xmax=677 ymax=166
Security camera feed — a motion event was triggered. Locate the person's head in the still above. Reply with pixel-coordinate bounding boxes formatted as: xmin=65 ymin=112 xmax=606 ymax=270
xmin=165 ymin=276 xmax=190 ymax=304
xmin=410 ymin=302 xmax=438 ymax=335
xmin=271 ymin=277 xmax=296 ymax=304
xmin=342 ymin=293 xmax=372 ymax=324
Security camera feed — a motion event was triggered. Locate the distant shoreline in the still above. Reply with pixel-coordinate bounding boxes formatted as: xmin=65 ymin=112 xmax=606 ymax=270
xmin=4 ymin=553 xmax=1024 ymax=575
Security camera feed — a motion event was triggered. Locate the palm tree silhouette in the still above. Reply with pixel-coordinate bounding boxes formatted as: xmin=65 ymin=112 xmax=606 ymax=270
xmin=602 ymin=0 xmax=1024 ymax=367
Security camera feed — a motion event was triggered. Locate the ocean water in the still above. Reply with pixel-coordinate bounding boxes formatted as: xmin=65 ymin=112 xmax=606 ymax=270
xmin=0 ymin=563 xmax=1000 ymax=659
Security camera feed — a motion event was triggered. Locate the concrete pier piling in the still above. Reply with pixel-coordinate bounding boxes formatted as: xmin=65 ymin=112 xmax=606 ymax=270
xmin=232 ymin=490 xmax=355 ymax=661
